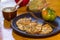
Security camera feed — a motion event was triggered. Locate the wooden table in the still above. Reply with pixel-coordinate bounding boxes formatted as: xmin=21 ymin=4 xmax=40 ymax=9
xmin=3 ymin=0 xmax=60 ymax=40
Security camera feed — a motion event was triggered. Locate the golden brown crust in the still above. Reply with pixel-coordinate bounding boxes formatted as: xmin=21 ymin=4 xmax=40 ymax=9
xmin=16 ymin=18 xmax=53 ymax=34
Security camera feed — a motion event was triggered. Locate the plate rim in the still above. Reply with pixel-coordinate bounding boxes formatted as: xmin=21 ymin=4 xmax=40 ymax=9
xmin=11 ymin=13 xmax=60 ymax=38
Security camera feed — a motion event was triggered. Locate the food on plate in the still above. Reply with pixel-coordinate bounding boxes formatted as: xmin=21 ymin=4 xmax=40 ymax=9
xmin=42 ymin=7 xmax=56 ymax=21
xmin=40 ymin=24 xmax=53 ymax=34
xmin=17 ymin=17 xmax=31 ymax=25
xmin=16 ymin=17 xmax=53 ymax=34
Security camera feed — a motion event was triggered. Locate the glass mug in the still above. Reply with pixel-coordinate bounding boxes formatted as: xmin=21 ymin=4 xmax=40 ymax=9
xmin=2 ymin=7 xmax=17 ymax=21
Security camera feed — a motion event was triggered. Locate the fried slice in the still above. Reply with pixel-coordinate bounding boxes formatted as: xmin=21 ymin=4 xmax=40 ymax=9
xmin=40 ymin=24 xmax=53 ymax=34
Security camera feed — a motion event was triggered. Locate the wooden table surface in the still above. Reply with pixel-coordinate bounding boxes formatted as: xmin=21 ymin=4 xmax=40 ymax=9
xmin=3 ymin=0 xmax=60 ymax=40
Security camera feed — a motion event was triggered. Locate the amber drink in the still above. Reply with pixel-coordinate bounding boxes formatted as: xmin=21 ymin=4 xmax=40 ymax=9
xmin=2 ymin=7 xmax=17 ymax=21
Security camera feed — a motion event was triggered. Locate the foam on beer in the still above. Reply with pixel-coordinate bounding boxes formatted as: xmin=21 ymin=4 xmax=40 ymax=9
xmin=3 ymin=7 xmax=15 ymax=12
